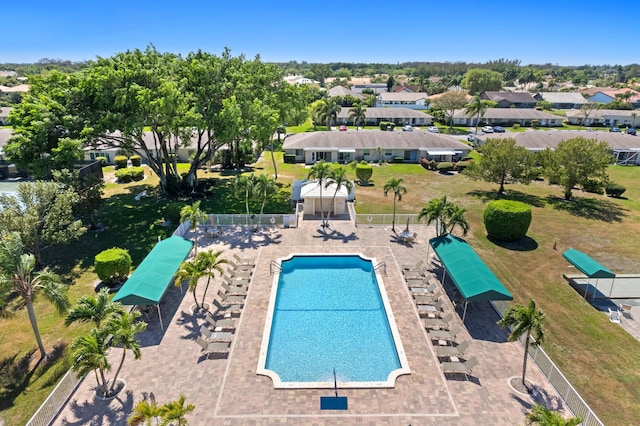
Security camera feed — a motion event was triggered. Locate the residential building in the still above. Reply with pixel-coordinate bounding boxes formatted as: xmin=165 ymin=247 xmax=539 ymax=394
xmin=327 ymin=86 xmax=364 ymax=100
xmin=565 ymin=109 xmax=640 ymax=127
xmin=376 ymin=92 xmax=430 ymax=110
xmin=336 ymin=107 xmax=433 ymax=126
xmin=452 ymin=108 xmax=564 ymax=127
xmin=534 ymin=92 xmax=587 ymax=109
xmin=581 ymin=87 xmax=640 ymax=108
xmin=480 ymin=91 xmax=537 ymax=108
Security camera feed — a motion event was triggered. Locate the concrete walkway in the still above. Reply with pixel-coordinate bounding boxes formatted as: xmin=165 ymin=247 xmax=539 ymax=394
xmin=54 ymin=221 xmax=565 ymax=425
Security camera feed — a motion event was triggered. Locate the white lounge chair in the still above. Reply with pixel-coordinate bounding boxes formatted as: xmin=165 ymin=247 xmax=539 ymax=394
xmin=221 ymin=281 xmax=247 ymax=296
xmin=424 ymin=312 xmax=454 ymax=330
xmin=217 ymin=289 xmax=245 ymax=304
xmin=441 ymin=356 xmax=478 ymax=379
xmin=413 ymin=291 xmax=442 ymax=305
xmin=428 ymin=325 xmax=461 ymax=342
xmin=212 ymin=298 xmax=243 ymax=316
xmin=195 ymin=336 xmax=230 ymax=357
xmin=223 ymin=274 xmax=250 ymax=287
xmin=401 ymin=259 xmax=425 ymax=272
xmin=228 ymin=260 xmax=253 ymax=273
xmin=199 ymin=325 xmax=233 ymax=342
xmin=403 ymin=266 xmax=427 ymax=279
xmin=204 ymin=314 xmax=235 ymax=331
xmin=620 ymin=304 xmax=634 ymax=319
xmin=608 ymin=308 xmax=621 ymax=323
xmin=436 ymin=340 xmax=471 ymax=359
xmin=233 ymin=253 xmax=256 ymax=267
xmin=411 ymin=282 xmax=438 ymax=294
xmin=418 ymin=299 xmax=444 ymax=316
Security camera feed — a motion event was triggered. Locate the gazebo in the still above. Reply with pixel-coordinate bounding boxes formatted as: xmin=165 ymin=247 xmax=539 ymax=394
xmin=112 ymin=236 xmax=194 ymax=329
xmin=299 ymin=180 xmax=351 ymax=216
xmin=429 ymin=235 xmax=513 ymax=320
xmin=562 ymin=248 xmax=615 ymax=300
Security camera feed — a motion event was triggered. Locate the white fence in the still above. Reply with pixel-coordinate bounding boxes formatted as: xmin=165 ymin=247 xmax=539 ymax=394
xmin=25 ymin=370 xmax=84 ymax=426
xmin=173 ymin=214 xmax=298 ymax=238
xmin=491 ymin=300 xmax=604 ymax=426
xmin=354 ymin=213 xmax=421 ymax=227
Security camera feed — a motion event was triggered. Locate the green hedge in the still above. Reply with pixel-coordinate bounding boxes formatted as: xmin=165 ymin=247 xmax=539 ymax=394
xmin=605 ymin=183 xmax=626 ymax=198
xmin=437 ymin=162 xmax=454 ymax=173
xmin=483 ymin=200 xmax=532 ymax=242
xmin=163 ymin=202 xmax=184 ymax=224
xmin=455 ymin=161 xmax=470 ymax=172
xmin=355 ymin=163 xmax=373 ymax=184
xmin=114 ymin=155 xmax=128 ymax=169
xmin=95 ymin=156 xmax=108 ymax=166
xmin=94 ymin=247 xmax=132 ymax=285
xmin=115 ymin=166 xmax=144 ymax=183
xmin=130 ymin=155 xmax=141 ymax=166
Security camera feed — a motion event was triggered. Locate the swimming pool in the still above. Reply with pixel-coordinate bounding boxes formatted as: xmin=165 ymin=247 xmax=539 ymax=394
xmin=257 ymin=253 xmax=410 ymax=388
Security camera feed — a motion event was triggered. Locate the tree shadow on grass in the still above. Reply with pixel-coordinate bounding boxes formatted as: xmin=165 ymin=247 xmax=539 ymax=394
xmin=467 ymin=189 xmax=546 ymax=208
xmin=545 ymin=195 xmax=627 ymax=222
xmin=487 ymin=236 xmax=539 ymax=252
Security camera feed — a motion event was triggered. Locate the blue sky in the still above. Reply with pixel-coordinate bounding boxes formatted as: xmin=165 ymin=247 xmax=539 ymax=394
xmin=2 ymin=0 xmax=636 ymax=66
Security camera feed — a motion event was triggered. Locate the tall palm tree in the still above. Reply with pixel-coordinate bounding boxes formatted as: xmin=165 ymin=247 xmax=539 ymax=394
xmin=465 ymin=95 xmax=490 ymax=135
xmin=233 ymin=173 xmax=257 ymax=226
xmin=105 ymin=310 xmax=146 ymax=394
xmin=159 ymin=394 xmax=195 ymax=426
xmin=444 ymin=204 xmax=470 ymax=236
xmin=254 ymin=174 xmax=278 ymax=227
xmin=307 ymin=160 xmax=332 ymax=228
xmin=0 ymin=232 xmax=69 ymax=359
xmin=418 ymin=196 xmax=451 ymax=237
xmin=316 ymin=97 xmax=341 ymax=131
xmin=128 ymin=394 xmax=161 ymax=426
xmin=526 ymin=404 xmax=583 ymax=426
xmin=498 ymin=299 xmax=545 ymax=387
xmin=180 ymin=201 xmax=208 ymax=254
xmin=174 ymin=258 xmax=207 ymax=310
xmin=65 ymin=287 xmax=125 ymax=328
xmin=325 ymin=166 xmax=354 ymax=226
xmin=71 ymin=327 xmax=111 ymax=396
xmin=348 ymin=102 xmax=367 ymax=129
xmin=383 ymin=178 xmax=408 ymax=233
xmin=193 ymin=250 xmax=228 ymax=308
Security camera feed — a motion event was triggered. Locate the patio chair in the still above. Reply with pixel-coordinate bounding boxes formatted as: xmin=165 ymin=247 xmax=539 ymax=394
xmin=195 ymin=336 xmax=230 ymax=357
xmin=423 ymin=312 xmax=455 ymax=330
xmin=428 ymin=325 xmax=461 ymax=342
xmin=413 ymin=291 xmax=442 ymax=305
xmin=223 ymin=274 xmax=250 ymax=287
xmin=436 ymin=340 xmax=471 ymax=359
xmin=233 ymin=253 xmax=256 ymax=267
xmin=406 ymin=232 xmax=417 ymax=244
xmin=221 ymin=281 xmax=247 ymax=296
xmin=403 ymin=266 xmax=427 ymax=279
xmin=441 ymin=356 xmax=478 ymax=379
xmin=228 ymin=268 xmax=253 ymax=280
xmin=212 ymin=298 xmax=243 ymax=316
xmin=204 ymin=314 xmax=235 ymax=331
xmin=608 ymin=308 xmax=622 ymax=323
xmin=417 ymin=299 xmax=444 ymax=317
xmin=228 ymin=260 xmax=253 ymax=273
xmin=620 ymin=304 xmax=634 ymax=319
xmin=217 ymin=289 xmax=245 ymax=304
xmin=401 ymin=259 xmax=425 ymax=272
xmin=405 ymin=276 xmax=429 ymax=287
xmin=410 ymin=282 xmax=438 ymax=294
xmin=200 ymin=325 xmax=233 ymax=342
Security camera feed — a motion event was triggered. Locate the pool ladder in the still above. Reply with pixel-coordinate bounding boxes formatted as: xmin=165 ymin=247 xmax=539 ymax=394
xmin=269 ymin=260 xmax=282 ymax=275
xmin=373 ymin=262 xmax=387 ymax=276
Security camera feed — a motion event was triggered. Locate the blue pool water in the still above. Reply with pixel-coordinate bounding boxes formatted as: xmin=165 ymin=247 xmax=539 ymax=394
xmin=264 ymin=255 xmax=401 ymax=383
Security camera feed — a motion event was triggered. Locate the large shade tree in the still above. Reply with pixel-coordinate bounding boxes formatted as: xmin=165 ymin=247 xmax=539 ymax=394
xmin=432 ymin=91 xmax=468 ymax=130
xmin=461 ymin=68 xmax=503 ymax=94
xmin=383 ymin=177 xmax=408 ymax=233
xmin=0 ymin=233 xmax=70 ymax=359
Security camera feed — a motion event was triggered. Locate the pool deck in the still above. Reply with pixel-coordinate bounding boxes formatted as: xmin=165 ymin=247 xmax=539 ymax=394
xmin=54 ymin=220 xmax=567 ymax=425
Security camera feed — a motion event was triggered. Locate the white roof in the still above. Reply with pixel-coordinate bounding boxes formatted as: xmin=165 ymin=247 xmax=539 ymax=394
xmin=300 ymin=181 xmax=349 ymax=198
xmin=424 ymin=149 xmax=456 ymax=156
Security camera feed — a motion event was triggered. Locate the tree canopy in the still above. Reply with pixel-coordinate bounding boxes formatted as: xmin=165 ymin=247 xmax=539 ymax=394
xmin=432 ymin=91 xmax=468 ymax=129
xmin=461 ymin=68 xmax=503 ymax=94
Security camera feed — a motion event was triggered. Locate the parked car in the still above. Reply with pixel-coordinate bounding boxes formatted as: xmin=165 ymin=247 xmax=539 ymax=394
xmin=610 ymin=127 xmax=621 ymax=133
xmin=402 ymin=125 xmax=413 ymax=132
xmin=339 ymin=125 xmax=347 ymax=131
xmin=625 ymin=127 xmax=637 ymax=135
xmin=493 ymin=126 xmax=505 ymax=133
xmin=482 ymin=126 xmax=494 ymax=133
xmin=466 ymin=134 xmax=476 ymax=142
xmin=427 ymin=126 xmax=440 ymax=133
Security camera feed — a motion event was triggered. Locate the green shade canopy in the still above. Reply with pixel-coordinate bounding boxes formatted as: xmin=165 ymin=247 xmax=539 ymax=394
xmin=429 ymin=235 xmax=513 ymax=302
xmin=562 ymin=248 xmax=615 ymax=279
xmin=113 ymin=236 xmax=194 ymax=306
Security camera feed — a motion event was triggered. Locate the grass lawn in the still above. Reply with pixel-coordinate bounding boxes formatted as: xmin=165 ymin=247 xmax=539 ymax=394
xmin=2 ymin=157 xmax=640 ymax=424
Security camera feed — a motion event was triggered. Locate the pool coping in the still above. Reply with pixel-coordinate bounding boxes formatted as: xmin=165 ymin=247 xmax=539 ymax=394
xmin=256 ymin=252 xmax=411 ymax=389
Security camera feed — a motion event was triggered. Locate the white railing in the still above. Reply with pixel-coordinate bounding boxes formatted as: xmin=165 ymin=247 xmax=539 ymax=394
xmin=491 ymin=300 xmax=604 ymax=426
xmin=355 ymin=213 xmax=421 ymax=227
xmin=173 ymin=214 xmax=297 ymax=238
xmin=25 ymin=370 xmax=84 ymax=426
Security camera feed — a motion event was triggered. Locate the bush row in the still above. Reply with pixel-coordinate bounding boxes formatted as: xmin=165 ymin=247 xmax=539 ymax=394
xmin=115 ymin=166 xmax=145 ymax=183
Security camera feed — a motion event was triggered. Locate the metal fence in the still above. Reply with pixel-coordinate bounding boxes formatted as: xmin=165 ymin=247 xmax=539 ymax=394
xmin=354 ymin=213 xmax=421 ymax=226
xmin=25 ymin=370 xmax=84 ymax=426
xmin=173 ymin=214 xmax=298 ymax=238
xmin=491 ymin=300 xmax=604 ymax=426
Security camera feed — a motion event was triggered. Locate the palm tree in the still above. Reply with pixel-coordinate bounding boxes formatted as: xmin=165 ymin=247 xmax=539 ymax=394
xmin=325 ymin=166 xmax=354 ymax=226
xmin=180 ymin=201 xmax=208 ymax=254
xmin=498 ymin=299 xmax=545 ymax=387
xmin=105 ymin=310 xmax=146 ymax=394
xmin=193 ymin=250 xmax=228 ymax=308
xmin=383 ymin=177 xmax=408 ymax=233
xmin=526 ymin=404 xmax=583 ymax=426
xmin=307 ymin=160 xmax=332 ymax=228
xmin=254 ymin=174 xmax=278 ymax=227
xmin=418 ymin=196 xmax=450 ymax=237
xmin=159 ymin=394 xmax=195 ymax=426
xmin=174 ymin=258 xmax=207 ymax=310
xmin=465 ymin=95 xmax=490 ymax=135
xmin=348 ymin=102 xmax=367 ymax=129
xmin=71 ymin=327 xmax=111 ymax=396
xmin=444 ymin=204 xmax=470 ymax=236
xmin=316 ymin=97 xmax=341 ymax=131
xmin=233 ymin=173 xmax=257 ymax=226
xmin=0 ymin=232 xmax=70 ymax=359
xmin=128 ymin=393 xmax=161 ymax=426
xmin=65 ymin=287 xmax=125 ymax=328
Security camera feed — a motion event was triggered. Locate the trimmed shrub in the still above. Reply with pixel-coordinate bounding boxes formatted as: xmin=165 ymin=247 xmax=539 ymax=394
xmin=483 ymin=200 xmax=532 ymax=242
xmin=379 ymin=121 xmax=395 ymax=131
xmin=455 ymin=161 xmax=470 ymax=172
xmin=163 ymin=202 xmax=183 ymax=224
xmin=130 ymin=155 xmax=141 ymax=166
xmin=114 ymin=166 xmax=144 ymax=183
xmin=95 ymin=156 xmax=108 ymax=166
xmin=605 ymin=182 xmax=626 ymax=198
xmin=114 ymin=155 xmax=128 ymax=169
xmin=355 ymin=163 xmax=373 ymax=184
xmin=94 ymin=248 xmax=132 ymax=285
xmin=512 ymin=123 xmax=521 ymax=130
xmin=436 ymin=162 xmax=454 ymax=173
xmin=531 ymin=119 xmax=540 ymax=128
xmin=581 ymin=179 xmax=604 ymax=194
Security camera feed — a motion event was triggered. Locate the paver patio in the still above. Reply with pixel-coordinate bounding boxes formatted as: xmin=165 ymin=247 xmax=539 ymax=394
xmin=54 ymin=219 xmax=566 ymax=425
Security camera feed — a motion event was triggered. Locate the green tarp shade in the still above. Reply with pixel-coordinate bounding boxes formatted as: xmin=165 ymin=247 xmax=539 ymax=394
xmin=112 ymin=236 xmax=194 ymax=306
xmin=562 ymin=248 xmax=615 ymax=279
xmin=429 ymin=235 xmax=513 ymax=302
